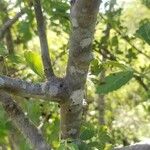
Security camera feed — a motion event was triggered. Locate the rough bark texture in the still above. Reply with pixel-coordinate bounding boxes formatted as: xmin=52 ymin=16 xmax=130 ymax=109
xmin=0 ymin=91 xmax=50 ymax=150
xmin=98 ymin=70 xmax=106 ymax=125
xmin=60 ymin=0 xmax=101 ymax=140
xmin=0 ymin=75 xmax=67 ymax=101
xmin=115 ymin=143 xmax=150 ymax=150
xmin=34 ymin=0 xmax=54 ymax=79
xmin=0 ymin=9 xmax=25 ymax=40
xmin=1 ymin=0 xmax=146 ymax=149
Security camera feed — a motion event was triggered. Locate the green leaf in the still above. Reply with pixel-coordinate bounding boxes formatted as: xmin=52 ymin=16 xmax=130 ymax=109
xmin=141 ymin=0 xmax=150 ymax=9
xmin=91 ymin=59 xmax=102 ymax=75
xmin=96 ymin=70 xmax=134 ymax=94
xmin=78 ymin=142 xmax=90 ymax=150
xmin=88 ymin=142 xmax=99 ymax=149
xmin=136 ymin=21 xmax=150 ymax=45
xmin=17 ymin=21 xmax=32 ymax=42
xmin=67 ymin=143 xmax=79 ymax=150
xmin=80 ymin=129 xmax=95 ymax=140
xmin=24 ymin=51 xmax=44 ymax=77
xmin=111 ymin=36 xmax=118 ymax=47
xmin=7 ymin=54 xmax=24 ymax=64
xmin=126 ymin=48 xmax=137 ymax=60
xmin=102 ymin=61 xmax=129 ymax=70
xmin=58 ymin=143 xmax=66 ymax=150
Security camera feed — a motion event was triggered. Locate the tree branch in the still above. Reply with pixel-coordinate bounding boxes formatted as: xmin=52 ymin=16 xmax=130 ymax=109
xmin=99 ymin=14 xmax=150 ymax=59
xmin=52 ymin=50 xmax=66 ymax=66
xmin=115 ymin=143 xmax=150 ymax=150
xmin=33 ymin=0 xmax=54 ymax=79
xmin=97 ymin=42 xmax=149 ymax=92
xmin=0 ymin=1 xmax=14 ymax=54
xmin=60 ymin=0 xmax=101 ymax=139
xmin=0 ymin=9 xmax=25 ymax=40
xmin=0 ymin=75 xmax=68 ymax=102
xmin=134 ymin=75 xmax=149 ymax=92
xmin=66 ymin=0 xmax=101 ymax=89
xmin=0 ymin=91 xmax=50 ymax=150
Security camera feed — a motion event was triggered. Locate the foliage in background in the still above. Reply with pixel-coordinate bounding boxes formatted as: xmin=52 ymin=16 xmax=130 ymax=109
xmin=0 ymin=0 xmax=150 ymax=149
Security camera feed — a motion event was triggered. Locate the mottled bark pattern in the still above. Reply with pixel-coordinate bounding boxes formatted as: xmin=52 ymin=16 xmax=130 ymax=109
xmin=115 ymin=144 xmax=150 ymax=150
xmin=60 ymin=0 xmax=102 ymax=139
xmin=0 ymin=91 xmax=50 ymax=150
xmin=0 ymin=0 xmax=102 ymax=147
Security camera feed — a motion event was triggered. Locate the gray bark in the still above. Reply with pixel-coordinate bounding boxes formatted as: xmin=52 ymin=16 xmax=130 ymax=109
xmin=0 ymin=0 xmax=149 ymax=149
xmin=60 ymin=0 xmax=102 ymax=139
xmin=2 ymin=0 xmax=146 ymax=149
xmin=34 ymin=0 xmax=54 ymax=79
xmin=0 ymin=8 xmax=25 ymax=40
xmin=0 ymin=75 xmax=68 ymax=102
xmin=98 ymin=70 xmax=106 ymax=125
xmin=115 ymin=143 xmax=150 ymax=150
xmin=0 ymin=91 xmax=50 ymax=150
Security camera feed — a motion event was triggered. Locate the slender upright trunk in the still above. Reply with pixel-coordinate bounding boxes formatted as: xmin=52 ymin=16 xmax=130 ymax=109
xmin=60 ymin=0 xmax=102 ymax=140
xmin=97 ymin=0 xmax=114 ymax=125
xmin=98 ymin=69 xmax=106 ymax=125
xmin=60 ymin=101 xmax=83 ymax=139
xmin=1 ymin=3 xmax=14 ymax=54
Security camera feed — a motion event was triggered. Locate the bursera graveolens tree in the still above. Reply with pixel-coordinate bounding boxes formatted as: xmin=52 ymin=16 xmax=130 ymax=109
xmin=0 ymin=0 xmax=101 ymax=149
xmin=0 ymin=0 xmax=150 ymax=150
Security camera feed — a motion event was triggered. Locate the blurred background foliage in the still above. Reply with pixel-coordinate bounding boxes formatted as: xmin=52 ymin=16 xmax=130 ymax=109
xmin=0 ymin=0 xmax=150 ymax=149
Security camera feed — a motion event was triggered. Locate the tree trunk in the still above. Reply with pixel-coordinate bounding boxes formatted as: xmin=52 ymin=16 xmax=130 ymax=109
xmin=60 ymin=0 xmax=102 ymax=140
xmin=60 ymin=100 xmax=83 ymax=139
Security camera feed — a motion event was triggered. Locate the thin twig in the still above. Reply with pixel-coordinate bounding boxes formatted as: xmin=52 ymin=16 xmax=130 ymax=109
xmin=134 ymin=75 xmax=149 ymax=91
xmin=115 ymin=143 xmax=150 ymax=150
xmin=0 ymin=9 xmax=25 ymax=40
xmin=0 ymin=91 xmax=51 ymax=150
xmin=1 ymin=1 xmax=14 ymax=54
xmin=97 ymin=43 xmax=149 ymax=92
xmin=99 ymin=14 xmax=150 ymax=59
xmin=33 ymin=0 xmax=54 ymax=79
